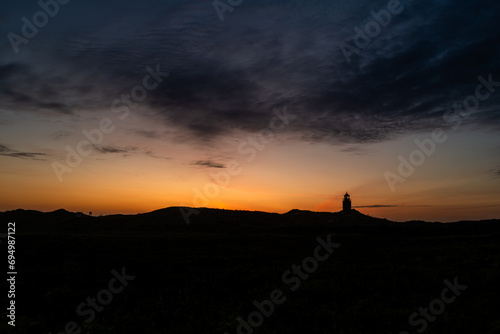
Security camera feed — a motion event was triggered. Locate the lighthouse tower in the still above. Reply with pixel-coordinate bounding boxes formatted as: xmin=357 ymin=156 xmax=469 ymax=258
xmin=342 ymin=192 xmax=351 ymax=212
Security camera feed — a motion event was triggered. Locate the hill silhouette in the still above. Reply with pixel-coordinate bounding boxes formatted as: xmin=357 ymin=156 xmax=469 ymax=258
xmin=2 ymin=207 xmax=500 ymax=334
xmin=2 ymin=206 xmax=498 ymax=234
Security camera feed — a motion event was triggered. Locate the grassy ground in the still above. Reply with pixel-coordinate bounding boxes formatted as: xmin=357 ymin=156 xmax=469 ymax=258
xmin=2 ymin=208 xmax=500 ymax=333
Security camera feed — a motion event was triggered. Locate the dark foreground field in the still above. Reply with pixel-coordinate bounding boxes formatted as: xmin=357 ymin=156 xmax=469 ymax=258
xmin=2 ymin=208 xmax=500 ymax=334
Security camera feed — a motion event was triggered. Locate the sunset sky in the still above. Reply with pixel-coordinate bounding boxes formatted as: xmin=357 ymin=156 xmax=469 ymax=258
xmin=1 ymin=0 xmax=499 ymax=222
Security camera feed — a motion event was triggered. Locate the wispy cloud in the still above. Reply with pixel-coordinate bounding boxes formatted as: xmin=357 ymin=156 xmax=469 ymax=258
xmin=0 ymin=144 xmax=47 ymax=160
xmin=93 ymin=146 xmax=138 ymax=154
xmin=354 ymin=205 xmax=400 ymax=208
xmin=144 ymin=150 xmax=170 ymax=160
xmin=340 ymin=146 xmax=374 ymax=155
xmin=92 ymin=145 xmax=169 ymax=160
xmin=191 ymin=160 xmax=225 ymax=168
xmin=133 ymin=130 xmax=163 ymax=139
xmin=50 ymin=130 xmax=73 ymax=141
xmin=354 ymin=205 xmax=431 ymax=208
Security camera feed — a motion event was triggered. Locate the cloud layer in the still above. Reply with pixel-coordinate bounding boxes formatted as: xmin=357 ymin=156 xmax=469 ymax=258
xmin=0 ymin=143 xmax=46 ymax=160
xmin=1 ymin=0 xmax=499 ymax=147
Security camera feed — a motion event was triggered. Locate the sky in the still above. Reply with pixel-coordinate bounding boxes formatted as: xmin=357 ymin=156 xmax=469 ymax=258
xmin=1 ymin=0 xmax=499 ymax=222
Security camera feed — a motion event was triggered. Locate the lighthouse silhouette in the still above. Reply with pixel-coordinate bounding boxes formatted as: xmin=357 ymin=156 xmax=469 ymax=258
xmin=342 ymin=192 xmax=351 ymax=212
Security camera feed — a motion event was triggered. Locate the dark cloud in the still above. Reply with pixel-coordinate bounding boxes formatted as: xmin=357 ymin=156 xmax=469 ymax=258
xmin=133 ymin=130 xmax=162 ymax=139
xmin=1 ymin=0 xmax=499 ymax=145
xmin=144 ymin=150 xmax=170 ymax=160
xmin=191 ymin=160 xmax=226 ymax=168
xmin=2 ymin=152 xmax=47 ymax=159
xmin=340 ymin=146 xmax=373 ymax=155
xmin=50 ymin=131 xmax=73 ymax=141
xmin=0 ymin=63 xmax=74 ymax=115
xmin=144 ymin=151 xmax=171 ymax=160
xmin=92 ymin=145 xmax=169 ymax=160
xmin=0 ymin=143 xmax=47 ymax=160
xmin=93 ymin=146 xmax=138 ymax=154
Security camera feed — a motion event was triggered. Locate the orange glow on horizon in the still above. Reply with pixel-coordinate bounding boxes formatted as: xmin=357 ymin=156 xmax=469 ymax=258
xmin=1 ymin=131 xmax=499 ymax=222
